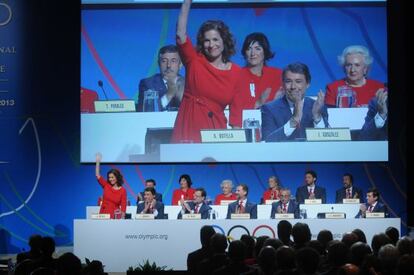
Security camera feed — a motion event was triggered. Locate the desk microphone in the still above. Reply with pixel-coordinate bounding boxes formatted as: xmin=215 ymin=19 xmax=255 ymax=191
xmin=208 ymin=111 xmax=216 ymax=129
xmin=97 ymin=80 xmax=109 ymax=100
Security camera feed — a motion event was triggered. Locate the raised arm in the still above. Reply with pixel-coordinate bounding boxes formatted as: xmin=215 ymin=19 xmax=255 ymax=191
xmin=95 ymin=153 xmax=102 ymax=179
xmin=177 ymin=0 xmax=192 ymax=44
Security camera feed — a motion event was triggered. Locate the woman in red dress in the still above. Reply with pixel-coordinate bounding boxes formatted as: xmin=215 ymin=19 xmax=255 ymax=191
xmin=95 ymin=153 xmax=127 ymax=219
xmin=214 ymin=179 xmax=237 ymax=205
xmin=171 ymin=174 xmax=196 ymax=205
xmin=171 ymin=0 xmax=241 ymax=143
xmin=261 ymin=176 xmax=281 ymax=204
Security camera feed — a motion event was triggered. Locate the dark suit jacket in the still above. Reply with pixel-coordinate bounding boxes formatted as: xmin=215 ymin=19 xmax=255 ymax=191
xmin=138 ymin=73 xmax=183 ymax=112
xmin=187 ymin=247 xmax=210 ymax=275
xmin=137 ymin=191 xmax=163 ymax=203
xmin=335 ymin=186 xmax=364 ymax=203
xmin=136 ymin=201 xmax=165 ymax=219
xmin=355 ymin=202 xmax=389 ymax=218
xmin=296 ymin=185 xmax=327 ymax=204
xmin=359 ymin=98 xmax=388 ymax=141
xmin=270 ymin=200 xmax=300 ymax=218
xmin=226 ymin=200 xmax=257 ymax=219
xmin=261 ymin=95 xmax=329 ymax=142
xmin=177 ymin=201 xmax=212 ymax=219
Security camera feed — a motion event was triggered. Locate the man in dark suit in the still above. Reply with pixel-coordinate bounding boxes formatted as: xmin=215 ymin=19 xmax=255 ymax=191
xmin=296 ymin=170 xmax=327 ymax=204
xmin=261 ymin=62 xmax=329 ymax=142
xmin=335 ymin=173 xmax=364 ymax=203
xmin=187 ymin=225 xmax=216 ymax=274
xmin=226 ymin=184 xmax=257 ymax=219
xmin=356 ymin=188 xmax=388 ymax=218
xmin=137 ymin=179 xmax=163 ymax=203
xmin=270 ymin=188 xmax=300 ymax=218
xmin=137 ymin=44 xmax=184 ymax=112
xmin=136 ymin=187 xmax=165 ymax=219
xmin=359 ymin=89 xmax=388 ymax=141
xmin=178 ymin=188 xmax=212 ymax=219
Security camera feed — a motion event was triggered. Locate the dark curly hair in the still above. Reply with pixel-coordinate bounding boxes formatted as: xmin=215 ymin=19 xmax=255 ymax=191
xmin=107 ymin=169 xmax=124 ymax=186
xmin=196 ymin=20 xmax=236 ymax=63
xmin=241 ymin=32 xmax=274 ymax=64
xmin=179 ymin=174 xmax=193 ymax=188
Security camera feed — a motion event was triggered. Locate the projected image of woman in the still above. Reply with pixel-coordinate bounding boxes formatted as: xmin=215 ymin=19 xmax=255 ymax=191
xmin=171 ymin=0 xmax=241 ymax=143
xmin=229 ymin=32 xmax=283 ymax=128
xmin=95 ymin=153 xmax=127 ymax=219
xmin=324 ymin=45 xmax=385 ymax=108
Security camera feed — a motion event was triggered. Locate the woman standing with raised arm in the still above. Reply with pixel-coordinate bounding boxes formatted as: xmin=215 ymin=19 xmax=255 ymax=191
xmin=95 ymin=153 xmax=127 ymax=219
xmin=171 ymin=0 xmax=241 ymax=143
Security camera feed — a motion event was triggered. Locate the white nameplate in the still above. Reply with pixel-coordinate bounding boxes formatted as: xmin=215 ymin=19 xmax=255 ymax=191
xmin=200 ymin=129 xmax=247 ymax=143
xmin=304 ymin=199 xmax=322 ymax=204
xmin=220 ymin=200 xmax=237 ymax=206
xmin=343 ymin=198 xmax=360 ymax=204
xmin=275 ymin=213 xmax=294 ymax=219
xmin=231 ymin=213 xmax=251 ymax=219
xmin=182 ymin=213 xmax=201 ymax=220
xmin=366 ymin=212 xmax=385 ymax=218
xmin=325 ymin=212 xmax=345 ymax=219
xmin=91 ymin=213 xmax=111 ymax=220
xmin=305 ymin=128 xmax=351 ymax=141
xmin=94 ymin=100 xmax=136 ymax=112
xmin=135 ymin=214 xmax=155 ymax=220
xmin=265 ymin=199 xmax=279 ymax=205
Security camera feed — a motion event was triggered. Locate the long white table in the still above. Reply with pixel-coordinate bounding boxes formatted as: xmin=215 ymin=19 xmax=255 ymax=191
xmin=74 ymin=218 xmax=401 ymax=272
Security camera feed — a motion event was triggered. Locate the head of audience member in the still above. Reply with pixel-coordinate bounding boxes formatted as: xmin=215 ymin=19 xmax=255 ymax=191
xmin=361 ymin=254 xmax=381 ymax=275
xmin=31 ymin=267 xmax=55 ymax=275
xmin=254 ymin=236 xmax=270 ymax=258
xmin=338 ymin=45 xmax=373 ymax=86
xmin=241 ymin=32 xmax=274 ymax=68
xmin=371 ymin=233 xmax=392 ymax=255
xmin=28 ymin=234 xmax=43 ymax=255
xmin=307 ymin=240 xmax=325 ymax=256
xmin=385 ymin=226 xmax=400 ymax=245
xmin=337 ymin=263 xmax=360 ymax=275
xmin=277 ymin=220 xmax=293 ymax=246
xmin=292 ymin=223 xmax=312 ymax=248
xmin=263 ymin=238 xmax=284 ymax=252
xmin=378 ymin=244 xmax=400 ymax=275
xmin=350 ymin=241 xmax=372 ymax=266
xmin=258 ymin=246 xmax=277 ymax=274
xmin=267 ymin=176 xmax=280 ymax=191
xmin=220 ymin=179 xmax=233 ymax=196
xmin=396 ymin=236 xmax=413 ymax=256
xmin=397 ymin=255 xmax=414 ymax=275
xmin=275 ymin=246 xmax=296 ymax=270
xmin=342 ymin=173 xmax=354 ymax=189
xmin=196 ymin=20 xmax=235 ymax=63
xmin=86 ymin=260 xmax=105 ymax=275
xmin=240 ymin=234 xmax=256 ymax=259
xmin=236 ymin=184 xmax=248 ymax=201
xmin=210 ymin=233 xmax=227 ymax=254
xmin=40 ymin=236 xmax=55 ymax=258
xmin=56 ymin=252 xmax=82 ymax=275
xmin=157 ymin=45 xmax=181 ymax=81
xmin=144 ymin=187 xmax=156 ymax=203
xmin=200 ymin=225 xmax=216 ymax=249
xmin=282 ymin=62 xmax=311 ymax=103
xmin=304 ymin=170 xmax=317 ymax=187
xmin=327 ymin=241 xmax=350 ymax=268
xmin=296 ymin=247 xmax=320 ymax=275
xmin=317 ymin=230 xmax=333 ymax=251
xmin=366 ymin=188 xmax=380 ymax=206
xmin=106 ymin=169 xmax=123 ymax=187
xmin=341 ymin=232 xmax=359 ymax=248
xmin=145 ymin=179 xmax=156 ymax=188
xmin=279 ymin=188 xmax=291 ymax=205
xmin=193 ymin=188 xmax=206 ymax=205
xmin=352 ymin=228 xmax=367 ymax=243
xmin=179 ymin=174 xmax=192 ymax=190
xmin=228 ymin=240 xmax=247 ymax=263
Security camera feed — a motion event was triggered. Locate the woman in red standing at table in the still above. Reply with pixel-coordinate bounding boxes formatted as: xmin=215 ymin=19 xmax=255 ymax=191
xmin=261 ymin=176 xmax=281 ymax=204
xmin=171 ymin=174 xmax=196 ymax=205
xmin=214 ymin=179 xmax=237 ymax=205
xmin=95 ymin=153 xmax=127 ymax=219
xmin=171 ymin=0 xmax=242 ymax=143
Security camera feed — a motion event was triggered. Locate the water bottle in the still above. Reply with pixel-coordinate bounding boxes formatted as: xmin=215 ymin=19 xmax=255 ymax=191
xmin=143 ymin=89 xmax=160 ymax=112
xmin=208 ymin=209 xmax=216 ymax=220
xmin=243 ymin=118 xmax=261 ymax=142
xmin=300 ymin=208 xmax=307 ymax=219
xmin=336 ymin=86 xmax=356 ymax=107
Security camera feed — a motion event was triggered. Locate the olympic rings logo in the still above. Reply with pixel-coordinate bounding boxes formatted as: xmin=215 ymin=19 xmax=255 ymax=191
xmin=212 ymin=224 xmax=276 ymax=242
xmin=0 ymin=3 xmax=12 ymax=26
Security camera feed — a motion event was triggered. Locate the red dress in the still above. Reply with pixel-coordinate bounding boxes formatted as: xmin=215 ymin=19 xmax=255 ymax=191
xmin=214 ymin=193 xmax=237 ymax=205
xmin=171 ymin=37 xmax=242 ymax=143
xmin=171 ymin=188 xmax=196 ymax=205
xmin=229 ymin=66 xmax=283 ymax=127
xmin=262 ymin=189 xmax=281 ymax=203
xmin=98 ymin=176 xmax=127 ymax=219
xmin=325 ymin=79 xmax=384 ymax=107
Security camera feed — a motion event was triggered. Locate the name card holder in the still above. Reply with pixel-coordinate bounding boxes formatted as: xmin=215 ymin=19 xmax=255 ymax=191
xmin=182 ymin=213 xmax=201 ymax=220
xmin=325 ymin=212 xmax=346 ymax=219
xmin=305 ymin=128 xmax=351 ymax=141
xmin=231 ymin=213 xmax=251 ymax=219
xmin=135 ymin=214 xmax=155 ymax=220
xmin=343 ymin=198 xmax=360 ymax=204
xmin=91 ymin=213 xmax=111 ymax=220
xmin=366 ymin=212 xmax=385 ymax=218
xmin=265 ymin=199 xmax=279 ymax=205
xmin=94 ymin=100 xmax=136 ymax=113
xmin=304 ymin=199 xmax=322 ymax=205
xmin=275 ymin=213 xmax=294 ymax=219
xmin=220 ymin=200 xmax=237 ymax=206
xmin=200 ymin=129 xmax=249 ymax=143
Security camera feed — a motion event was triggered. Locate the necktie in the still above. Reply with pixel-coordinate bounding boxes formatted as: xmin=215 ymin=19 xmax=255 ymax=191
xmin=368 ymin=205 xmax=373 ymax=212
xmin=238 ymin=201 xmax=245 ymax=214
xmin=149 ymin=203 xmax=154 ymax=214
xmin=346 ymin=189 xmax=352 ymax=199
xmin=283 ymin=203 xmax=287 ymax=213
xmin=194 ymin=204 xmax=199 ymax=214
xmin=309 ymin=188 xmax=314 ymax=197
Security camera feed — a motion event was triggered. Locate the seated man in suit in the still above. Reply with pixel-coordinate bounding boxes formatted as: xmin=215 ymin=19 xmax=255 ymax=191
xmin=136 ymin=187 xmax=165 ymax=219
xmin=137 ymin=179 xmax=163 ymax=203
xmin=261 ymin=62 xmax=329 ymax=142
xmin=226 ymin=184 xmax=257 ymax=219
xmin=270 ymin=188 xmax=300 ymax=218
xmin=356 ymin=188 xmax=388 ymax=218
xmin=296 ymin=170 xmax=327 ymax=204
xmin=137 ymin=44 xmax=184 ymax=112
xmin=335 ymin=173 xmax=364 ymax=203
xmin=178 ymin=188 xmax=212 ymax=219
xmin=359 ymin=88 xmax=388 ymax=141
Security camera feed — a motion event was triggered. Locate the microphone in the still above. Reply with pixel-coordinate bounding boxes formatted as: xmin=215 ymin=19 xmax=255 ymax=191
xmin=97 ymin=80 xmax=109 ymax=100
xmin=208 ymin=111 xmax=216 ymax=129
